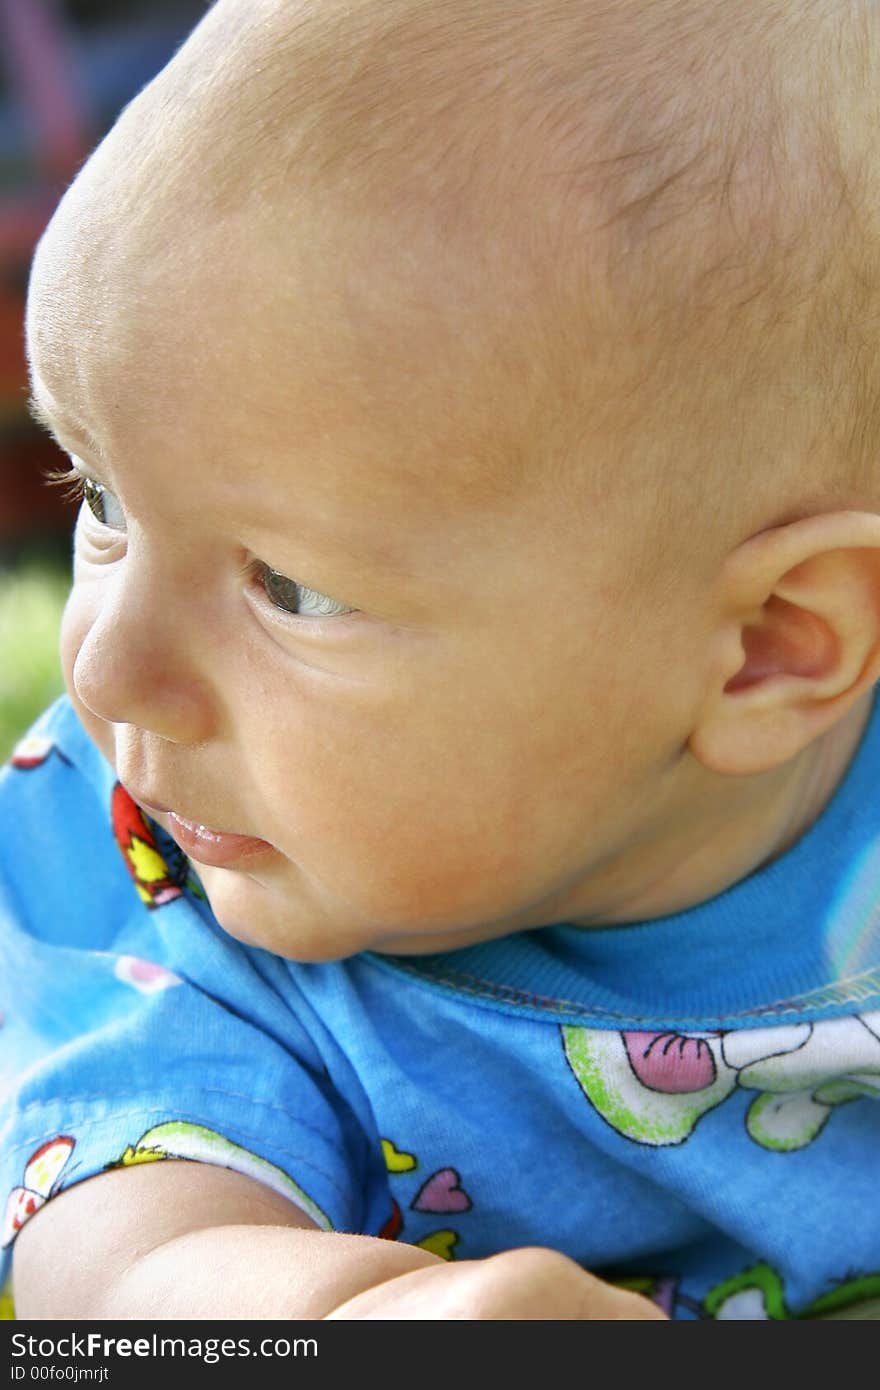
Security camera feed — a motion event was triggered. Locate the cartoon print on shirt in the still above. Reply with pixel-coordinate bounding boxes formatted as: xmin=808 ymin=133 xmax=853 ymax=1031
xmin=107 ymin=1121 xmax=333 ymax=1231
xmin=380 ymin=1136 xmax=468 ymax=1259
xmin=1 ymin=1136 xmax=75 ymax=1247
xmin=703 ymin=1262 xmax=880 ymax=1320
xmin=378 ymin=1137 xmax=415 ymax=1241
xmin=381 ymin=1138 xmax=416 ymax=1174
xmin=417 ymin=1230 xmax=460 ymax=1260
xmin=412 ymin=1167 xmax=473 ymax=1214
xmin=113 ymin=955 xmax=183 ymax=995
xmin=612 ymin=1263 xmax=880 ymax=1319
xmin=111 ymin=783 xmax=203 ymax=909
xmin=379 ymin=1199 xmax=404 ymax=1240
xmin=562 ymin=1010 xmax=880 ymax=1149
xmin=608 ymin=1272 xmax=682 ymax=1319
xmin=8 ymin=734 xmax=71 ymax=771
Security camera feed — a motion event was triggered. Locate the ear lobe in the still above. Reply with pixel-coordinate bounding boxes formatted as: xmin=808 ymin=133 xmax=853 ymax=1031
xmin=689 ymin=511 xmax=880 ymax=777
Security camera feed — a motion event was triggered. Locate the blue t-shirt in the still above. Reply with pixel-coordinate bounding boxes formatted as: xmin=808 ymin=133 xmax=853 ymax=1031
xmin=1 ymin=693 xmax=880 ymax=1320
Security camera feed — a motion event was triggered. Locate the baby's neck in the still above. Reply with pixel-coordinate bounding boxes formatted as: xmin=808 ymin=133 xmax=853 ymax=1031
xmin=575 ymin=689 xmax=875 ymax=928
xmin=763 ymin=692 xmax=874 ymax=866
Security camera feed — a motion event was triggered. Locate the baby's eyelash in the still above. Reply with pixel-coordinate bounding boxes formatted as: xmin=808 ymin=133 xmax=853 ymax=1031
xmin=43 ymin=464 xmax=86 ymax=506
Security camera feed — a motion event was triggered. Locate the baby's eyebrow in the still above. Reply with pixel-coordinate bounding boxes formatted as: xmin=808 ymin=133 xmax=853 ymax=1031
xmin=25 ymin=383 xmax=104 ymax=460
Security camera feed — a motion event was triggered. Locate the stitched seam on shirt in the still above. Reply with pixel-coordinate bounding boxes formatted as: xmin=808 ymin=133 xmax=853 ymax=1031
xmin=11 ymin=1086 xmax=341 ymax=1134
xmin=3 ymin=1100 xmax=354 ymax=1207
xmin=378 ymin=959 xmax=880 ymax=1025
xmin=5 ymin=1126 xmax=349 ymax=1212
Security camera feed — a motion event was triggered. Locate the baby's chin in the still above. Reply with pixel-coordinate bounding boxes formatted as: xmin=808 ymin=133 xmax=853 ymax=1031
xmin=194 ymin=859 xmax=519 ymax=963
xmin=190 ymin=861 xmax=367 ymax=961
xmin=190 ymin=861 xmax=308 ymax=955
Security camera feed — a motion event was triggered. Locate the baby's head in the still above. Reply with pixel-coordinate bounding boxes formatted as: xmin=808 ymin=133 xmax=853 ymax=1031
xmin=25 ymin=0 xmax=880 ymax=960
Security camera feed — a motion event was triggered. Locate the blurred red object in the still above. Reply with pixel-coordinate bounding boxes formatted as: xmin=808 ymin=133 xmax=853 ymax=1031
xmin=1 ymin=0 xmax=93 ymax=545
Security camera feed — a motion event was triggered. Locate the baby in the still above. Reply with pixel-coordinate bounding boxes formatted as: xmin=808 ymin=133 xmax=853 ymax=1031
xmin=2 ymin=0 xmax=880 ymax=1320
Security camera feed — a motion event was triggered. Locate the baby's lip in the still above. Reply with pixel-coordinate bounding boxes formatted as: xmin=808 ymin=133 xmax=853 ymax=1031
xmin=123 ymin=785 xmax=273 ymax=865
xmin=166 ymin=812 xmax=274 ymax=868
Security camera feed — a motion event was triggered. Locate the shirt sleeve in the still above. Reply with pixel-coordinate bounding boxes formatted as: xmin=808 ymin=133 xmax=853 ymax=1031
xmin=0 ymin=701 xmax=379 ymax=1291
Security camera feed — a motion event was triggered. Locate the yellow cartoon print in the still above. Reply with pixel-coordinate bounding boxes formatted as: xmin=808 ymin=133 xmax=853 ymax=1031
xmin=108 ymin=1121 xmax=333 ymax=1230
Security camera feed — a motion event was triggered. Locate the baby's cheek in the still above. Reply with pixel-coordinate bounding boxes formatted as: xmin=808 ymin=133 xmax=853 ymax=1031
xmin=289 ymin=770 xmax=539 ymax=929
xmin=245 ymin=650 xmax=561 ymax=927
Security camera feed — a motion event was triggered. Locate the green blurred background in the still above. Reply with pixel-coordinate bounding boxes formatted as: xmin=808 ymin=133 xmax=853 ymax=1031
xmin=0 ymin=545 xmax=69 ymax=761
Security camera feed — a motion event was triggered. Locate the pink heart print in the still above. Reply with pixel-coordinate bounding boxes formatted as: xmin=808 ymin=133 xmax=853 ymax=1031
xmin=412 ymin=1167 xmax=473 ymax=1214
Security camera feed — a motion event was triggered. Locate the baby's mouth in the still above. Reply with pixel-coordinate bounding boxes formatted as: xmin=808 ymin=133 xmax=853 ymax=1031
xmin=165 ymin=812 xmax=274 ymax=868
xmin=125 ymin=785 xmax=274 ymax=868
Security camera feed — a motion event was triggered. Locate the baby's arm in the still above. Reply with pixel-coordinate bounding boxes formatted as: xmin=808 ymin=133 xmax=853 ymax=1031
xmin=12 ymin=1161 xmax=664 ymax=1320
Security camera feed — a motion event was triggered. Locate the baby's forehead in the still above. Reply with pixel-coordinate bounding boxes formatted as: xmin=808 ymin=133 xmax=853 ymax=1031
xmin=28 ymin=190 xmax=544 ymax=549
xmin=28 ymin=0 xmax=880 ymax=545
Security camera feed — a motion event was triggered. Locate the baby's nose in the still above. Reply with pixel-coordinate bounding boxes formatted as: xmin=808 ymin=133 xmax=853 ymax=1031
xmin=70 ymin=572 xmax=217 ymax=746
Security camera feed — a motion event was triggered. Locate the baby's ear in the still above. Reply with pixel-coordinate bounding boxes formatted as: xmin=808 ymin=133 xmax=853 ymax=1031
xmin=689 ymin=511 xmax=880 ymax=775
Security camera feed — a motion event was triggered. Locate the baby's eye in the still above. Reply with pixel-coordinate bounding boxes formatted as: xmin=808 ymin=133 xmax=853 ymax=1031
xmin=45 ymin=457 xmax=126 ymax=531
xmin=255 ymin=562 xmax=354 ymax=619
xmin=82 ymin=477 xmax=126 ymax=531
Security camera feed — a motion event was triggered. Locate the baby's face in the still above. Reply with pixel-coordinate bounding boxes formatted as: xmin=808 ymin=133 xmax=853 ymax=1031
xmin=26 ymin=112 xmax=707 ymax=961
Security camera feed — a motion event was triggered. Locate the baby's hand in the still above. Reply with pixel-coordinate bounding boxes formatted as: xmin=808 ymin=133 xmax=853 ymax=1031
xmin=325 ymin=1246 xmax=667 ymax=1320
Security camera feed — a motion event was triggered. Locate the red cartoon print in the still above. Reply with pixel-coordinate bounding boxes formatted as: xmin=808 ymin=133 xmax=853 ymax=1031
xmin=2 ymin=1137 xmax=75 ymax=1247
xmin=9 ymin=735 xmax=70 ymax=771
xmin=111 ymin=783 xmax=185 ymax=909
